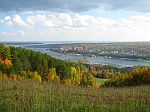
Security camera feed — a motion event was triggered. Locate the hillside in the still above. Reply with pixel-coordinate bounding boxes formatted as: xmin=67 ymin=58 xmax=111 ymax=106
xmin=104 ymin=66 xmax=150 ymax=87
xmin=0 ymin=43 xmax=150 ymax=112
xmin=0 ymin=43 xmax=150 ymax=87
xmin=0 ymin=43 xmax=96 ymax=87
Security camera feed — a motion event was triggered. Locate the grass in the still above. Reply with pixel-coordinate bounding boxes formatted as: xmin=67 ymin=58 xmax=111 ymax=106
xmin=0 ymin=80 xmax=150 ymax=112
xmin=96 ymin=78 xmax=108 ymax=86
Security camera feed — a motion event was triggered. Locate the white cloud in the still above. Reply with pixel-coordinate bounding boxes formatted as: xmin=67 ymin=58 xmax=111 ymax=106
xmin=2 ymin=15 xmax=30 ymax=28
xmin=1 ymin=16 xmax=13 ymax=25
xmin=12 ymin=15 xmax=30 ymax=28
xmin=26 ymin=16 xmax=37 ymax=26
xmin=27 ymin=14 xmax=54 ymax=28
xmin=56 ymin=13 xmax=73 ymax=27
xmin=73 ymin=14 xmax=98 ymax=27
xmin=1 ymin=13 xmax=150 ymax=41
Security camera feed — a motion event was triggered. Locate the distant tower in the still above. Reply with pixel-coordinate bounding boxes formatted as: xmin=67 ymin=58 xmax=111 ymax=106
xmin=85 ymin=46 xmax=88 ymax=50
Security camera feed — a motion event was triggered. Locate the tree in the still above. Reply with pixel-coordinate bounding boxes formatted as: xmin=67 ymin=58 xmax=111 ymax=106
xmin=0 ymin=43 xmax=11 ymax=60
xmin=40 ymin=59 xmax=49 ymax=79
xmin=4 ymin=59 xmax=13 ymax=68
xmin=13 ymin=58 xmax=23 ymax=75
xmin=30 ymin=71 xmax=42 ymax=82
xmin=11 ymin=74 xmax=17 ymax=81
xmin=69 ymin=67 xmax=81 ymax=85
xmin=81 ymin=74 xmax=87 ymax=87
xmin=87 ymin=73 xmax=96 ymax=87
xmin=47 ymin=68 xmax=60 ymax=82
xmin=0 ymin=71 xmax=2 ymax=80
xmin=0 ymin=62 xmax=8 ymax=74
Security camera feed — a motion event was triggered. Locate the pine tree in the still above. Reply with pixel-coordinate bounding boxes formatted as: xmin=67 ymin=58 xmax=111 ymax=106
xmin=0 ymin=43 xmax=10 ymax=60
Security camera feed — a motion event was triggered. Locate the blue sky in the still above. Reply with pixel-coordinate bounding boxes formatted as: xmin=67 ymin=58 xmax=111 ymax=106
xmin=0 ymin=0 xmax=150 ymax=42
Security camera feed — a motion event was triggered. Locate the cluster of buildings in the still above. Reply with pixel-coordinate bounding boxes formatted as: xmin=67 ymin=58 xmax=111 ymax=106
xmin=59 ymin=46 xmax=88 ymax=52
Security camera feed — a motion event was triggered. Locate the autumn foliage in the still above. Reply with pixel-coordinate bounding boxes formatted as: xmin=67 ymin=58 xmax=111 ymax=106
xmin=81 ymin=74 xmax=87 ymax=86
xmin=104 ymin=66 xmax=150 ymax=87
xmin=30 ymin=71 xmax=42 ymax=82
xmin=47 ymin=68 xmax=60 ymax=82
xmin=87 ymin=73 xmax=96 ymax=87
xmin=4 ymin=59 xmax=13 ymax=67
xmin=0 ymin=43 xmax=97 ymax=87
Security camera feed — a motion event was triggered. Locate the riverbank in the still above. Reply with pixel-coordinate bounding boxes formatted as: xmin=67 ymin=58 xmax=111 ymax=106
xmin=3 ymin=42 xmax=150 ymax=67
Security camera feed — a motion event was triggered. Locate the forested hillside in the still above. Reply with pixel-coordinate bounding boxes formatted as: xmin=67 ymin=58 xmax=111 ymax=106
xmin=104 ymin=66 xmax=150 ymax=87
xmin=0 ymin=43 xmax=150 ymax=87
xmin=0 ymin=44 xmax=96 ymax=86
xmin=0 ymin=43 xmax=150 ymax=112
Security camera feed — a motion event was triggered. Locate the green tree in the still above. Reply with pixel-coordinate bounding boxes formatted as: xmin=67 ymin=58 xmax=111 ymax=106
xmin=0 ymin=43 xmax=11 ymax=60
xmin=87 ymin=73 xmax=96 ymax=87
xmin=13 ymin=58 xmax=23 ymax=75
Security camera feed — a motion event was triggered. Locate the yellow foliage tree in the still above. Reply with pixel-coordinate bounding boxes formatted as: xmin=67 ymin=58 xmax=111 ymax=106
xmin=47 ymin=68 xmax=60 ymax=82
xmin=69 ymin=67 xmax=81 ymax=85
xmin=61 ymin=79 xmax=72 ymax=85
xmin=2 ymin=74 xmax=9 ymax=80
xmin=11 ymin=74 xmax=17 ymax=81
xmin=17 ymin=75 xmax=24 ymax=81
xmin=30 ymin=71 xmax=42 ymax=82
xmin=82 ymin=67 xmax=88 ymax=74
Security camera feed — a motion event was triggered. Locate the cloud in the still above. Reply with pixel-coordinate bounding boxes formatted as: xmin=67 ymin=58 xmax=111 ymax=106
xmin=25 ymin=13 xmax=118 ymax=29
xmin=3 ymin=13 xmax=150 ymax=26
xmin=32 ymin=13 xmax=74 ymax=29
xmin=1 ymin=13 xmax=150 ymax=41
xmin=2 ymin=13 xmax=150 ymax=30
xmin=2 ymin=15 xmax=30 ymax=28
xmin=0 ymin=0 xmax=150 ymax=12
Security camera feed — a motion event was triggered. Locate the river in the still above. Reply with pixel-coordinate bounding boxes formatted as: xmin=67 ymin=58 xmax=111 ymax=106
xmin=10 ymin=42 xmax=150 ymax=67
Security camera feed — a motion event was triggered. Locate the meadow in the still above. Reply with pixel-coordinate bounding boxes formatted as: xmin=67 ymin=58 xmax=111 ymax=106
xmin=0 ymin=80 xmax=150 ymax=112
xmin=96 ymin=78 xmax=108 ymax=87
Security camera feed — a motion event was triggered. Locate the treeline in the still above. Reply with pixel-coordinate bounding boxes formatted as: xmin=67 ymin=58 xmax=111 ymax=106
xmin=103 ymin=66 xmax=150 ymax=87
xmin=87 ymin=64 xmax=132 ymax=79
xmin=0 ymin=44 xmax=96 ymax=87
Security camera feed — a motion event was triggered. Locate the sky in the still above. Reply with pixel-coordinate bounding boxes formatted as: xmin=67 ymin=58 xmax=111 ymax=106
xmin=0 ymin=0 xmax=150 ymax=42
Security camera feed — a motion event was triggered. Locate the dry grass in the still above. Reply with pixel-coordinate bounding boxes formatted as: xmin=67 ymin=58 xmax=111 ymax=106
xmin=0 ymin=80 xmax=150 ymax=112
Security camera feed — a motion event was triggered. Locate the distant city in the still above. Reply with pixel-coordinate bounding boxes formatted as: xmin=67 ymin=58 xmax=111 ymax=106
xmin=48 ymin=42 xmax=150 ymax=61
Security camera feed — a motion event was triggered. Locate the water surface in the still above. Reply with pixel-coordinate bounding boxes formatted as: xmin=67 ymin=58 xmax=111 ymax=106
xmin=10 ymin=42 xmax=150 ymax=67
